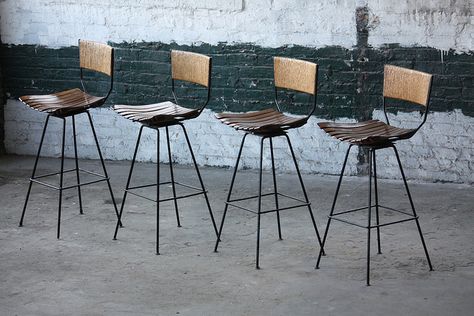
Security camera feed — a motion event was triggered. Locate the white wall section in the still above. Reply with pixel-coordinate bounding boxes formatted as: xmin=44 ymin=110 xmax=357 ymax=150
xmin=1 ymin=0 xmax=472 ymax=52
xmin=367 ymin=0 xmax=473 ymax=52
xmin=5 ymin=100 xmax=473 ymax=183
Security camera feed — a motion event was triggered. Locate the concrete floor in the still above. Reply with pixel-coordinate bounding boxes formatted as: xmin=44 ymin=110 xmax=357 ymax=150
xmin=0 ymin=154 xmax=473 ymax=316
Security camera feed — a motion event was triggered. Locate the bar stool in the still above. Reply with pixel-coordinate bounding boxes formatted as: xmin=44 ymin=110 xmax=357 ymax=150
xmin=213 ymin=57 xmax=324 ymax=269
xmin=113 ymin=50 xmax=218 ymax=254
xmin=316 ymin=65 xmax=434 ymax=285
xmin=18 ymin=40 xmax=120 ymax=238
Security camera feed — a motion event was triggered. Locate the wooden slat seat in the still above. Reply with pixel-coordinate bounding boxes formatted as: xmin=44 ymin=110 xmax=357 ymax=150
xmin=318 ymin=119 xmax=416 ymax=146
xmin=19 ymin=88 xmax=106 ymax=117
xmin=114 ymin=101 xmax=200 ymax=126
xmin=216 ymin=108 xmax=308 ymax=135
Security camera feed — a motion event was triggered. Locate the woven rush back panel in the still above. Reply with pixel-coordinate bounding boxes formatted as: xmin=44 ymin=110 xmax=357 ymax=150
xmin=383 ymin=65 xmax=432 ymax=106
xmin=274 ymin=57 xmax=317 ymax=95
xmin=79 ymin=40 xmax=113 ymax=76
xmin=171 ymin=50 xmax=211 ymax=87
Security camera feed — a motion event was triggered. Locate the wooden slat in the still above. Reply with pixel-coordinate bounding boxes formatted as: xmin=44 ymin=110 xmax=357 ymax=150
xmin=216 ymin=108 xmax=307 ymax=134
xmin=113 ymin=101 xmax=199 ymax=125
xmin=19 ymin=88 xmax=105 ymax=117
xmin=318 ymin=120 xmax=380 ymax=129
xmin=219 ymin=111 xmax=283 ymax=124
xmin=318 ymin=120 xmax=416 ymax=146
xmin=216 ymin=108 xmax=277 ymax=120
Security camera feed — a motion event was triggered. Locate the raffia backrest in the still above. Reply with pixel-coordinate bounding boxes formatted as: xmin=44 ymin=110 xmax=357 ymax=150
xmin=79 ymin=40 xmax=113 ymax=76
xmin=274 ymin=57 xmax=317 ymax=95
xmin=171 ymin=50 xmax=211 ymax=87
xmin=383 ymin=65 xmax=432 ymax=107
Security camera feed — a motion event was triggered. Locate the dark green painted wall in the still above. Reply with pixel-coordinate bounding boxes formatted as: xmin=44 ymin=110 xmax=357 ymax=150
xmin=1 ymin=42 xmax=473 ymax=120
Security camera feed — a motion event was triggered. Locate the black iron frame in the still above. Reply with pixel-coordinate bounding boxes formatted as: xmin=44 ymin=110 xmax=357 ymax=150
xmin=112 ymin=123 xmax=219 ymax=255
xmin=213 ymin=132 xmax=325 ymax=269
xmin=19 ymin=112 xmax=121 ymax=238
xmin=315 ymin=76 xmax=435 ymax=284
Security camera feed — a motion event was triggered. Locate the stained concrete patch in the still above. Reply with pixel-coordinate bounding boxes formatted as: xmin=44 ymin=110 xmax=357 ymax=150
xmin=0 ymin=155 xmax=473 ymax=315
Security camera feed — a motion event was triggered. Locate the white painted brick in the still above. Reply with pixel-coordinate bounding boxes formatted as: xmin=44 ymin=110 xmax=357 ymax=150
xmin=1 ymin=0 xmax=471 ymax=52
xmin=373 ymin=109 xmax=474 ymax=183
xmin=368 ymin=0 xmax=472 ymax=52
xmin=0 ymin=0 xmax=355 ymax=49
xmin=4 ymin=99 xmax=358 ymax=175
xmin=4 ymin=102 xmax=473 ymax=184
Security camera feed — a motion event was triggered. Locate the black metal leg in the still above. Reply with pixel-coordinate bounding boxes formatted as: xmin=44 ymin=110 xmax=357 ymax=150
xmin=19 ymin=115 xmax=51 ymax=227
xmin=373 ymin=149 xmax=381 ymax=254
xmin=284 ymin=134 xmax=324 ymax=254
xmin=214 ymin=134 xmax=248 ymax=252
xmin=114 ymin=125 xmax=144 ymax=240
xmin=316 ymin=145 xmax=353 ymax=268
xmin=367 ymin=149 xmax=373 ymax=286
xmin=72 ymin=115 xmax=84 ymax=215
xmin=256 ymin=137 xmax=265 ymax=269
xmin=86 ymin=111 xmax=121 ymax=226
xmin=179 ymin=124 xmax=218 ymax=237
xmin=392 ymin=145 xmax=433 ymax=271
xmin=269 ymin=138 xmax=282 ymax=240
xmin=57 ymin=118 xmax=66 ymax=239
xmin=156 ymin=129 xmax=161 ymax=255
xmin=165 ymin=127 xmax=181 ymax=227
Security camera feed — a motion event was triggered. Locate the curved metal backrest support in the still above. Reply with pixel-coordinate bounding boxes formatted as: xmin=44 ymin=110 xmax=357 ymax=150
xmin=273 ymin=57 xmax=318 ymax=118
xmin=171 ymin=50 xmax=212 ymax=111
xmin=79 ymin=40 xmax=114 ymax=76
xmin=383 ymin=65 xmax=433 ymax=130
xmin=79 ymin=39 xmax=114 ymax=99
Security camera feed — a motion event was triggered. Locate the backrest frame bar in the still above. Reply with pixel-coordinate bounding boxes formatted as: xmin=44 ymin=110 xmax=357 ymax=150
xmin=78 ymin=39 xmax=114 ymax=99
xmin=273 ymin=57 xmax=318 ymax=119
xmin=382 ymin=65 xmax=433 ymax=132
xmin=171 ymin=50 xmax=212 ymax=112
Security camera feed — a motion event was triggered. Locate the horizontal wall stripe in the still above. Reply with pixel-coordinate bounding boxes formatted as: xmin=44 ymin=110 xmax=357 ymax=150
xmin=0 ymin=1 xmax=471 ymax=52
xmin=1 ymin=42 xmax=473 ymax=118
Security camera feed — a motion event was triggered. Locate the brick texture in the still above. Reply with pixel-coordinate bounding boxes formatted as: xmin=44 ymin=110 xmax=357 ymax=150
xmin=1 ymin=43 xmax=473 ymax=119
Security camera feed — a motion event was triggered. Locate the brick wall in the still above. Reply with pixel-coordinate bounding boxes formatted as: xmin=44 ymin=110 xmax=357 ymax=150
xmin=2 ymin=43 xmax=473 ymax=119
xmin=373 ymin=110 xmax=474 ymax=183
xmin=0 ymin=0 xmax=473 ymax=183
